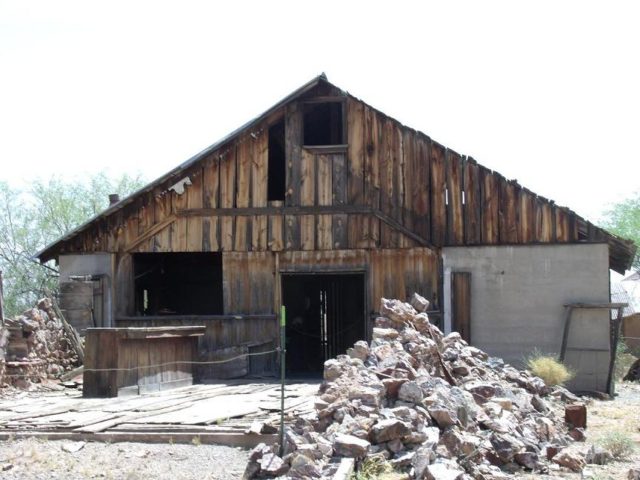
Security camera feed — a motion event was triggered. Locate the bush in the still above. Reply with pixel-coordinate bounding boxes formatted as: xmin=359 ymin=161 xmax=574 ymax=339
xmin=526 ymin=351 xmax=574 ymax=386
xmin=615 ymin=340 xmax=638 ymax=382
xmin=599 ymin=430 xmax=635 ymax=459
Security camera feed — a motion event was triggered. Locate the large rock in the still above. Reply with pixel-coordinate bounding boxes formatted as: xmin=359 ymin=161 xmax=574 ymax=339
xmin=370 ymin=418 xmax=410 ymax=444
xmin=258 ymin=453 xmax=288 ymax=477
xmin=410 ymin=292 xmax=430 ymax=313
xmin=424 ymin=459 xmax=466 ymax=480
xmin=333 ymin=434 xmax=370 ymax=458
xmin=380 ymin=298 xmax=417 ymax=327
xmin=553 ymin=450 xmax=586 ymax=472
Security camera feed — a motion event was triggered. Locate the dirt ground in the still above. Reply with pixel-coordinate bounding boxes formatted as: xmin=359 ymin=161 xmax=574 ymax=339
xmin=523 ymin=381 xmax=640 ymax=480
xmin=0 ymin=439 xmax=250 ymax=479
xmin=0 ymin=383 xmax=638 ymax=480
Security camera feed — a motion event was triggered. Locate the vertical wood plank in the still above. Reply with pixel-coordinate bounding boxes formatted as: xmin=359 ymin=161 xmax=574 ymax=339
xmin=518 ymin=188 xmax=535 ymax=244
xmin=463 ymin=158 xmax=481 ymax=244
xmin=332 ymin=214 xmax=348 ymax=249
xmin=347 ymin=97 xmax=365 ymax=205
xmin=402 ymin=129 xmax=416 ymax=232
xmin=479 ymin=166 xmax=499 ymax=244
xmin=171 ymin=185 xmax=187 ymax=252
xmin=317 ymin=153 xmax=332 ymax=249
xmin=413 ymin=135 xmax=431 ymax=242
xmin=332 ymin=153 xmax=347 ymax=205
xmin=235 ymin=137 xmax=251 ymax=251
xmin=499 ymin=179 xmax=519 ymax=244
xmin=363 ymin=105 xmax=381 ymax=248
xmin=250 ymin=130 xmax=268 ymax=251
xmin=430 ymin=141 xmax=447 ymax=245
xmin=300 ymin=149 xmax=315 ymax=250
xmin=186 ymin=167 xmax=203 ymax=252
xmin=285 ymin=215 xmax=300 ymax=250
xmin=268 ymin=210 xmax=284 ymax=251
xmin=202 ymin=157 xmax=220 ymax=252
xmin=446 ymin=150 xmax=464 ymax=245
xmin=219 ymin=146 xmax=236 ymax=251
xmin=285 ymin=102 xmax=303 ymax=206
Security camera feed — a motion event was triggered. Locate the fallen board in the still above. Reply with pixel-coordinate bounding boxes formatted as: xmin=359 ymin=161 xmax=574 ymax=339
xmin=0 ymin=381 xmax=318 ymax=447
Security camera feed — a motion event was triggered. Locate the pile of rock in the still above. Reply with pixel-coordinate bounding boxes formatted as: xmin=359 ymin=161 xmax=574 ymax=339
xmin=245 ymin=295 xmax=586 ymax=479
xmin=1 ymin=298 xmax=81 ymax=388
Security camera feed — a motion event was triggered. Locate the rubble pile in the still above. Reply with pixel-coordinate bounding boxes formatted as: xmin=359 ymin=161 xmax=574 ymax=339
xmin=1 ymin=298 xmax=80 ymax=388
xmin=245 ymin=295 xmax=586 ymax=479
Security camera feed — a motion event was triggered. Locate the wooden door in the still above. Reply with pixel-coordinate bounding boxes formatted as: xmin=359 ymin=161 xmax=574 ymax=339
xmin=451 ymin=272 xmax=471 ymax=343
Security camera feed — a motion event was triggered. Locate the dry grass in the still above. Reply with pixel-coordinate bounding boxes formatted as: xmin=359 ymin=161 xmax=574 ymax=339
xmin=526 ymin=352 xmax=574 ymax=386
xmin=599 ymin=430 xmax=636 ymax=459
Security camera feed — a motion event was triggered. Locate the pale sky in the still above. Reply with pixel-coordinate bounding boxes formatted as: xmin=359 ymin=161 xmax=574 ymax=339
xmin=1 ymin=1 xmax=638 ymax=223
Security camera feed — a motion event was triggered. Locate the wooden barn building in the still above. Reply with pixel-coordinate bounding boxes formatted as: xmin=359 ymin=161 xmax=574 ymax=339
xmin=38 ymin=75 xmax=636 ymax=391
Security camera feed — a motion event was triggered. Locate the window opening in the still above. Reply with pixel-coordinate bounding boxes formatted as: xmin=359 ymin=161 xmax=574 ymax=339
xmin=303 ymin=102 xmax=344 ymax=146
xmin=267 ymin=119 xmax=286 ymax=201
xmin=133 ymin=252 xmax=223 ymax=315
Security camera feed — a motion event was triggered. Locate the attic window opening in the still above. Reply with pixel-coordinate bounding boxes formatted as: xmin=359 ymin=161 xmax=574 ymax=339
xmin=268 ymin=119 xmax=286 ymax=201
xmin=303 ymin=101 xmax=344 ymax=146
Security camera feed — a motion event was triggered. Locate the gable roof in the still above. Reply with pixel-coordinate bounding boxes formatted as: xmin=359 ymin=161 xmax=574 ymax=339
xmin=36 ymin=74 xmax=637 ymax=272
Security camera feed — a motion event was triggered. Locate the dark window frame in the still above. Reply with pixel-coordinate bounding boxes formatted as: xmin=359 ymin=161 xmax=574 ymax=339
xmin=302 ymin=98 xmax=347 ymax=148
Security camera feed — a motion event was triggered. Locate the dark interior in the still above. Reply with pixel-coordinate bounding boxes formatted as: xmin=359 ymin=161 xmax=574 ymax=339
xmin=282 ymin=273 xmax=365 ymax=376
xmin=303 ymin=102 xmax=344 ymax=145
xmin=133 ymin=252 xmax=223 ymax=315
xmin=267 ymin=119 xmax=286 ymax=201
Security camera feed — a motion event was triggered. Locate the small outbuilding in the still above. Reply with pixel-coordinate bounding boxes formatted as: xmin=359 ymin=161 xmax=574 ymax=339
xmin=37 ymin=75 xmax=636 ymax=392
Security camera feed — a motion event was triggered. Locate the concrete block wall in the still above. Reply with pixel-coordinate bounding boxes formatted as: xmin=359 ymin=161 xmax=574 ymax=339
xmin=442 ymin=244 xmax=610 ymax=392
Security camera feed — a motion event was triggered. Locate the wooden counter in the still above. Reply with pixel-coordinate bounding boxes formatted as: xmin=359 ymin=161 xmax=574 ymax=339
xmin=83 ymin=326 xmax=205 ymax=397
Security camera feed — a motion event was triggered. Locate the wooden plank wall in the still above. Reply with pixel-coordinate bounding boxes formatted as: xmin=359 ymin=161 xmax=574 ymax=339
xmin=58 ymin=91 xmax=616 ymax=262
xmin=278 ymin=247 xmax=439 ymax=312
xmin=115 ymin=315 xmax=278 ymax=378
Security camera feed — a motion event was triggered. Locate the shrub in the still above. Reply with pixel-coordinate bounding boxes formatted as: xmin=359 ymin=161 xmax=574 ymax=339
xmin=599 ymin=430 xmax=635 ymax=459
xmin=526 ymin=351 xmax=574 ymax=386
xmin=352 ymin=456 xmax=392 ymax=480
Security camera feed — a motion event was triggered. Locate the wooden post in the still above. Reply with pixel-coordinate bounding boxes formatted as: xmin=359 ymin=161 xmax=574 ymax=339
xmin=0 ymin=270 xmax=4 ymax=323
xmin=278 ymin=305 xmax=287 ymax=457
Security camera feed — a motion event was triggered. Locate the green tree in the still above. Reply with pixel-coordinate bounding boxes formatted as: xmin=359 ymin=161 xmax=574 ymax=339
xmin=602 ymin=191 xmax=640 ymax=270
xmin=0 ymin=172 xmax=145 ymax=318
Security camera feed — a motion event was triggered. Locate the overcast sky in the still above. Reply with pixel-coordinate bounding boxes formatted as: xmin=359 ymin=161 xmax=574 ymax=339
xmin=1 ymin=1 xmax=638 ymax=222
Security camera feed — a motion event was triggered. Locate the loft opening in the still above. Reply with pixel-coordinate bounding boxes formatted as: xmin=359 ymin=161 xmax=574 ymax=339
xmin=303 ymin=101 xmax=345 ymax=146
xmin=267 ymin=119 xmax=286 ymax=201
xmin=282 ymin=273 xmax=365 ymax=377
xmin=133 ymin=252 xmax=223 ymax=315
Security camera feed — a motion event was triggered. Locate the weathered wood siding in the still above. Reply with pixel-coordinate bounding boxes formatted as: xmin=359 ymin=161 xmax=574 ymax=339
xmin=49 ymin=84 xmax=630 ymax=272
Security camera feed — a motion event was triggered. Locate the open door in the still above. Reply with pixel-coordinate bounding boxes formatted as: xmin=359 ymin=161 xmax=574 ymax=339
xmin=282 ymin=273 xmax=365 ymax=377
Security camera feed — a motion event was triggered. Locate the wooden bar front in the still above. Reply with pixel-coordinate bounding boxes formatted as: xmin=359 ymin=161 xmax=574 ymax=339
xmin=83 ymin=326 xmax=205 ymax=397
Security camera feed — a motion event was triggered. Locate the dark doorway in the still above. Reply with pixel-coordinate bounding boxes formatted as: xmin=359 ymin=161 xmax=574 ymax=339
xmin=282 ymin=273 xmax=366 ymax=376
